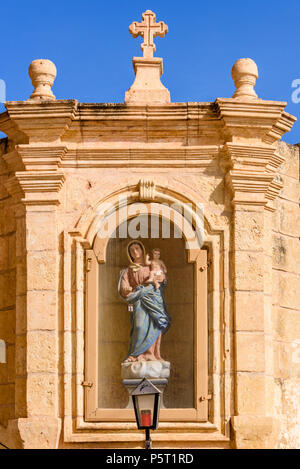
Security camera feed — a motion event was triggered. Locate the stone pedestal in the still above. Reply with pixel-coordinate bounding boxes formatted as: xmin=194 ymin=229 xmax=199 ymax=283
xmin=121 ymin=360 xmax=170 ymax=409
xmin=125 ymin=57 xmax=170 ymax=104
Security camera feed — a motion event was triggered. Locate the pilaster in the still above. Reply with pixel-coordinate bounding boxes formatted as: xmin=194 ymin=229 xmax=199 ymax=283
xmin=218 ymin=98 xmax=295 ymax=448
xmin=1 ymin=104 xmax=69 ymax=447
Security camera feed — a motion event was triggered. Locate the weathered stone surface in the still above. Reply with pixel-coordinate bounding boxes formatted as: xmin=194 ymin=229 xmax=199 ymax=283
xmin=272 ymin=234 xmax=300 ymax=274
xmin=234 ymin=210 xmax=264 ymax=250
xmin=273 ymin=307 xmax=300 ymax=342
xmin=27 ymin=251 xmax=56 ymax=290
xmin=278 ymin=199 xmax=300 ymax=238
xmin=27 ymin=290 xmax=57 ymax=330
xmin=232 ymin=415 xmax=280 ymax=449
xmin=234 ymin=252 xmax=264 ymax=291
xmin=8 ymin=417 xmax=61 ymax=449
xmin=273 ymin=270 xmax=300 ymax=311
xmin=235 ymin=332 xmax=265 ymax=372
xmin=236 ymin=373 xmax=265 ymax=414
xmin=235 ymin=292 xmax=265 ymax=331
xmin=27 ymin=374 xmax=56 ymax=416
xmin=27 ymin=331 xmax=57 ymax=373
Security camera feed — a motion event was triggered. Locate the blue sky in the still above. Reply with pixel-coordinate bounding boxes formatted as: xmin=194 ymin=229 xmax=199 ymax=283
xmin=0 ymin=0 xmax=299 ymax=143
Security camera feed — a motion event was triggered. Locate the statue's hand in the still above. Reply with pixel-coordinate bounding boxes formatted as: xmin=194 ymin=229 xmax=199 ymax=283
xmin=124 ymin=288 xmax=133 ymax=298
xmin=155 ymin=274 xmax=164 ymax=283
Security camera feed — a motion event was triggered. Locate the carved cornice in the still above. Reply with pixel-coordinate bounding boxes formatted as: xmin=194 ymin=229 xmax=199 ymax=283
xmin=60 ymin=145 xmax=220 ymax=168
xmin=214 ymin=98 xmax=296 ymax=144
xmin=3 ymin=100 xmax=78 ymax=143
xmin=223 ymin=142 xmax=287 ymax=210
xmin=4 ymin=171 xmax=65 ymax=205
xmin=15 ymin=144 xmax=67 ymax=171
xmin=0 ymin=99 xmax=295 ymax=149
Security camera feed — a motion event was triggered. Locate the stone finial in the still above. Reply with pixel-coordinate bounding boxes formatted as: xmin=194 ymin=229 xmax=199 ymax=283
xmin=28 ymin=59 xmax=57 ymax=101
xmin=125 ymin=10 xmax=170 ymax=104
xmin=129 ymin=10 xmax=168 ymax=59
xmin=231 ymin=58 xmax=258 ymax=99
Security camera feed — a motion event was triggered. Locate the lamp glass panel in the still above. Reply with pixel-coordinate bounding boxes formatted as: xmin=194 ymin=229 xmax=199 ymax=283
xmin=137 ymin=394 xmax=155 ymax=427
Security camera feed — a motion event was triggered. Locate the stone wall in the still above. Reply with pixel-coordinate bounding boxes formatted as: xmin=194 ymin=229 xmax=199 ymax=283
xmin=0 ymin=138 xmax=16 ymax=427
xmin=272 ymin=142 xmax=300 ymax=448
xmin=0 ymin=96 xmax=299 ymax=448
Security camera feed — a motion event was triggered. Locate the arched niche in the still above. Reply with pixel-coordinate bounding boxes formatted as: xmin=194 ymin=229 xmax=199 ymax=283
xmin=85 ymin=201 xmax=209 ymax=422
xmin=96 ymin=214 xmax=195 ymax=409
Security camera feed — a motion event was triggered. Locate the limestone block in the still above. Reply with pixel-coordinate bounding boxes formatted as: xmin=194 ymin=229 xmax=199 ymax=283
xmin=274 ymin=341 xmax=300 ymax=380
xmin=234 ymin=252 xmax=264 ymax=291
xmin=8 ymin=417 xmax=61 ymax=449
xmin=27 ymin=290 xmax=57 ymax=330
xmin=27 ymin=251 xmax=57 ymax=290
xmin=278 ymin=199 xmax=300 ymax=237
xmin=26 ymin=212 xmax=57 ymax=251
xmin=263 ymin=261 xmax=273 ymax=296
xmin=277 ymin=141 xmax=299 ymax=179
xmin=235 ymin=332 xmax=265 ymax=372
xmin=121 ymin=360 xmax=170 ymax=379
xmin=27 ymin=331 xmax=57 ymax=373
xmin=234 ymin=211 xmax=264 ymax=250
xmin=279 ymin=174 xmax=300 ymax=204
xmin=236 ymin=373 xmax=265 ymax=414
xmin=272 ymin=234 xmax=300 ymax=274
xmin=232 ymin=415 xmax=280 ymax=449
xmin=280 ymin=378 xmax=300 ymax=449
xmin=275 ymin=270 xmax=300 ymax=311
xmin=27 ymin=374 xmax=56 ymax=416
xmin=235 ymin=292 xmax=264 ymax=331
xmin=273 ymin=306 xmax=300 ymax=342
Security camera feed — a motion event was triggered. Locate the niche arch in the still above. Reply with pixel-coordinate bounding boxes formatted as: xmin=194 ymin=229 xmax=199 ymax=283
xmin=84 ymin=193 xmax=210 ymax=422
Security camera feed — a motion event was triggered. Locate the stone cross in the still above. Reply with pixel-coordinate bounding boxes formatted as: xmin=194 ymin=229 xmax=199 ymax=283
xmin=129 ymin=10 xmax=168 ymax=59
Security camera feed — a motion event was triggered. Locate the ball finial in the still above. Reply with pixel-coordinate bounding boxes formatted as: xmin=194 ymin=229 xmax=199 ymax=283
xmin=231 ymin=58 xmax=258 ymax=99
xmin=28 ymin=59 xmax=57 ymax=101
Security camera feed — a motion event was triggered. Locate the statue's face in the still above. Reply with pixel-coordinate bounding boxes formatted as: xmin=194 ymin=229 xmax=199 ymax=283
xmin=129 ymin=243 xmax=143 ymax=262
xmin=152 ymin=250 xmax=160 ymax=260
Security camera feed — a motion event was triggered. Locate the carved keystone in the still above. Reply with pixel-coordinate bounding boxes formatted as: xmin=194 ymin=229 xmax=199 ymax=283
xmin=139 ymin=179 xmax=156 ymax=201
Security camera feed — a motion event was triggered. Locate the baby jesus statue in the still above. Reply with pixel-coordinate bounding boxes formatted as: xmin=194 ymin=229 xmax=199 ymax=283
xmin=145 ymin=248 xmax=167 ymax=290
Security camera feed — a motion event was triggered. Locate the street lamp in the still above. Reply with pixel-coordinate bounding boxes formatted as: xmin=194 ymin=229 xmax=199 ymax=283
xmin=131 ymin=378 xmax=161 ymax=449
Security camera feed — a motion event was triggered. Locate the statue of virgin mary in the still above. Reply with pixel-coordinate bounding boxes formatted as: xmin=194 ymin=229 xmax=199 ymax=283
xmin=118 ymin=240 xmax=171 ymax=363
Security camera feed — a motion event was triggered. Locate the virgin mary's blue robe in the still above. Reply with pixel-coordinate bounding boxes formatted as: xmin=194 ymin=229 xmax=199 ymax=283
xmin=118 ymin=269 xmax=171 ymax=362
